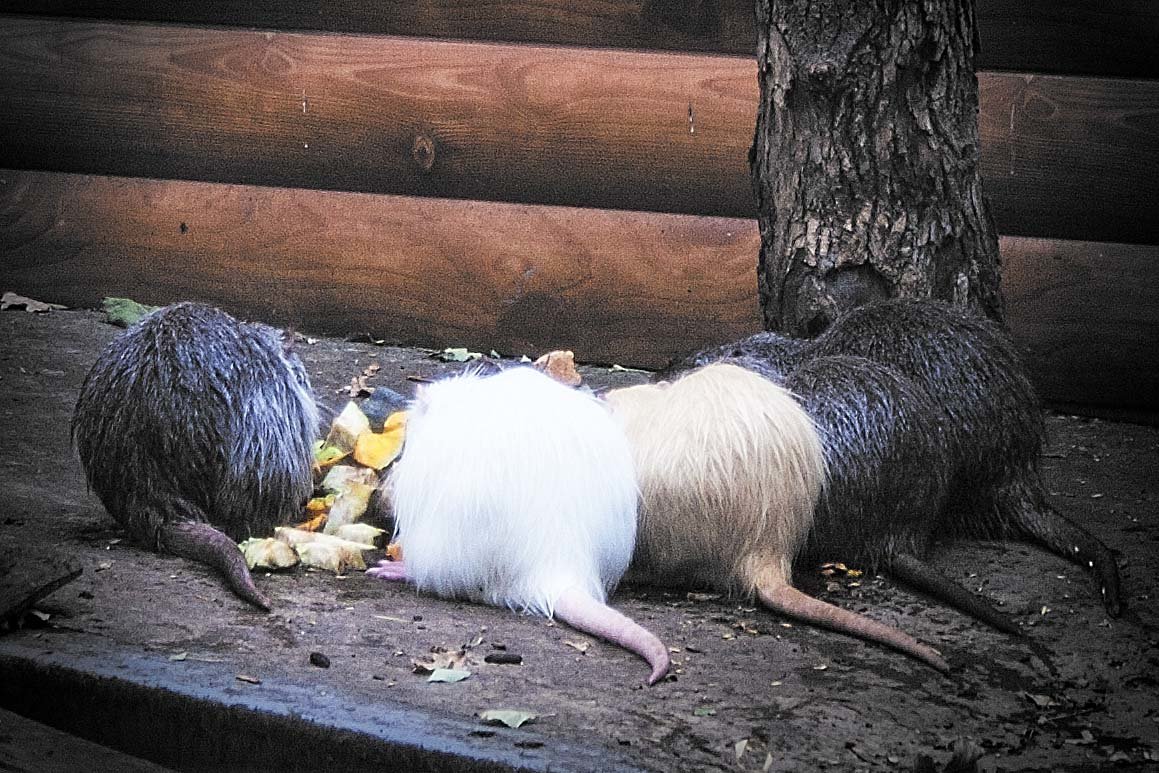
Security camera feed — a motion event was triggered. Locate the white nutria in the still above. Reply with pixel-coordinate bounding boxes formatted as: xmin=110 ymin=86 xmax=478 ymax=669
xmin=604 ymin=363 xmax=948 ymax=672
xmin=368 ymin=366 xmax=669 ymax=684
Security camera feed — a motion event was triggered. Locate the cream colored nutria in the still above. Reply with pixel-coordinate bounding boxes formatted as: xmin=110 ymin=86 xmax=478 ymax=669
xmin=605 ymin=362 xmax=948 ymax=672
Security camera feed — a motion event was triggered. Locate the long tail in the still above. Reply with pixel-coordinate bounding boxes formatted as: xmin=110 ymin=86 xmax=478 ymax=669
xmin=1009 ymin=495 xmax=1122 ymax=617
xmin=158 ymin=521 xmax=271 ymax=611
xmin=888 ymin=552 xmax=1023 ymax=636
xmin=757 ymin=582 xmax=949 ymax=673
xmin=552 ymin=587 xmax=670 ymax=685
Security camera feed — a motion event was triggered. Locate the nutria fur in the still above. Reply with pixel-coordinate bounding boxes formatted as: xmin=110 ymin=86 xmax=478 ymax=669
xmin=72 ymin=302 xmax=319 ymax=610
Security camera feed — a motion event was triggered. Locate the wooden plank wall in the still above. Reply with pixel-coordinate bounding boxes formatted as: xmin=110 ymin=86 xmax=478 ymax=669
xmin=1 ymin=4 xmax=1156 ymax=411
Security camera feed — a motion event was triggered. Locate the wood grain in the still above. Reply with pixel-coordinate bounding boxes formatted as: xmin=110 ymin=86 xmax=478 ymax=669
xmin=0 ymin=169 xmax=763 ymax=368
xmin=1 ymin=18 xmax=1155 ymax=244
xmin=0 ymin=17 xmax=756 ymax=218
xmin=979 ymin=73 xmax=1159 ymax=246
xmin=6 ymin=0 xmax=1157 ymax=78
xmin=3 ymin=169 xmax=1155 ymax=409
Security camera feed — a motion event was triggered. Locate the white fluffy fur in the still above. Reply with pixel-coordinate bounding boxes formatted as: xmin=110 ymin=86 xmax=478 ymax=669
xmin=604 ymin=363 xmax=826 ymax=595
xmin=387 ymin=367 xmax=638 ymax=617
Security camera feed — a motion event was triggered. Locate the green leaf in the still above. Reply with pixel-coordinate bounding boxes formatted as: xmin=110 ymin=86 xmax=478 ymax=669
xmin=438 ymin=347 xmax=482 ymax=362
xmin=427 ymin=668 xmax=471 ymax=683
xmin=693 ymin=707 xmax=716 ymax=717
xmin=101 ymin=297 xmax=158 ymax=328
xmin=479 ymin=709 xmax=537 ymax=728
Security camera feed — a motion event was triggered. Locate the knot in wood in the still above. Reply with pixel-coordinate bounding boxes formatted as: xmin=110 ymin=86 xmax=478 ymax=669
xmin=411 ymin=133 xmax=436 ymax=172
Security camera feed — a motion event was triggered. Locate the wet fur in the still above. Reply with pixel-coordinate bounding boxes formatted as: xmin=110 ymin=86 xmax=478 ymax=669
xmin=606 ymin=364 xmax=948 ymax=670
xmin=71 ymin=302 xmax=318 ymax=608
xmin=671 ymin=298 xmax=1122 ymax=619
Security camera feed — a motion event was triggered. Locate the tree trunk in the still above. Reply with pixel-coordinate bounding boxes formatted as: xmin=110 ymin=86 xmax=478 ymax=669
xmin=752 ymin=0 xmax=1002 ymax=336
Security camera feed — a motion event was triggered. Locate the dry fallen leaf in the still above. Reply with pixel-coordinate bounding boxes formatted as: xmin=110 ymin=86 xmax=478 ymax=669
xmin=235 ymin=674 xmax=261 ymax=685
xmin=412 ymin=648 xmax=470 ymax=674
xmin=1 ymin=292 xmax=67 ymax=313
xmin=563 ymin=640 xmax=590 ymax=654
xmin=534 ymin=350 xmax=582 ymax=387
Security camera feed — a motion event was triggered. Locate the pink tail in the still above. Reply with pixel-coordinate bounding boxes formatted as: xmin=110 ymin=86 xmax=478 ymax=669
xmin=553 ymin=587 xmax=670 ymax=685
xmin=758 ymin=583 xmax=949 ymax=673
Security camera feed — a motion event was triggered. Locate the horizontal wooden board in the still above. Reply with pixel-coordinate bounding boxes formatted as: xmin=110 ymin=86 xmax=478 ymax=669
xmin=1002 ymin=236 xmax=1159 ymax=412
xmin=0 ymin=17 xmax=755 ymax=219
xmin=0 ymin=169 xmax=763 ymax=367
xmin=3 ymin=169 xmax=1155 ymax=410
xmin=978 ymin=73 xmax=1159 ymax=246
xmin=6 ymin=1 xmax=1157 ymax=78
xmin=1 ymin=18 xmax=1155 ymax=245
xmin=975 ymin=0 xmax=1159 ymax=79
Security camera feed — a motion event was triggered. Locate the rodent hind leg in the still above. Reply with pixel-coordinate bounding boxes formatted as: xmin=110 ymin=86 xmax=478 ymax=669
xmin=552 ymin=586 xmax=670 ymax=685
xmin=756 ymin=579 xmax=949 ymax=673
xmin=366 ymin=559 xmax=409 ymax=582
xmin=887 ymin=552 xmax=1023 ymax=636
xmin=1004 ymin=486 xmax=1122 ymax=617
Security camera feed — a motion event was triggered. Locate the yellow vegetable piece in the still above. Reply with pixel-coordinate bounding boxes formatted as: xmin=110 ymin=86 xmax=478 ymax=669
xmin=382 ymin=410 xmax=408 ymax=433
xmin=353 ymin=430 xmax=404 ymax=471
xmin=294 ymin=512 xmax=328 ymax=533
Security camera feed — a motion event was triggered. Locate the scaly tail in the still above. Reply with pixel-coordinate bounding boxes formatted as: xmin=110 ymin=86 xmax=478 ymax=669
xmin=757 ymin=582 xmax=949 ymax=673
xmin=553 ymin=587 xmax=670 ymax=685
xmin=888 ymin=552 xmax=1023 ymax=636
xmin=1005 ymin=485 xmax=1122 ymax=616
xmin=158 ymin=521 xmax=271 ymax=611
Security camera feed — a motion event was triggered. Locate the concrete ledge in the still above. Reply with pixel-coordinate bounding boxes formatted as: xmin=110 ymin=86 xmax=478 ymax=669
xmin=0 ymin=641 xmax=635 ymax=772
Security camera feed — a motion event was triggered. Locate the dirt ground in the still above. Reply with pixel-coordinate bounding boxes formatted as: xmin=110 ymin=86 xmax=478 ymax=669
xmin=1 ymin=305 xmax=1157 ymax=772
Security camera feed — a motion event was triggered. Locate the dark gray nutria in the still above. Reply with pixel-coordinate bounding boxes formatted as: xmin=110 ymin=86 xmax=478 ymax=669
xmin=72 ymin=302 xmax=319 ymax=610
xmin=605 ymin=363 xmax=950 ymax=672
xmin=668 ymin=298 xmax=1122 ymax=626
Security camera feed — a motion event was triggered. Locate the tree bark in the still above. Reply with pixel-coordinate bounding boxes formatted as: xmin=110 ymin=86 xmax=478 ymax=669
xmin=752 ymin=0 xmax=1002 ymax=336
